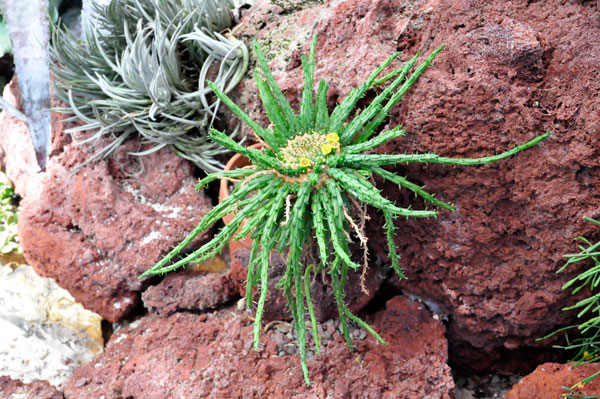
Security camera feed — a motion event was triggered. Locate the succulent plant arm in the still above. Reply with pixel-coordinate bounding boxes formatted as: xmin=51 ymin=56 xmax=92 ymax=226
xmin=141 ymin=35 xmax=550 ymax=384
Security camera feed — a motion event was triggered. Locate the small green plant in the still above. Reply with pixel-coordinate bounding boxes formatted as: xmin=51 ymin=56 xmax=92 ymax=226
xmin=0 ymin=172 xmax=20 ymax=254
xmin=0 ymin=13 xmax=11 ymax=59
xmin=540 ymin=217 xmax=600 ymax=393
xmin=141 ymin=36 xmax=550 ymax=383
xmin=51 ymin=0 xmax=249 ymax=172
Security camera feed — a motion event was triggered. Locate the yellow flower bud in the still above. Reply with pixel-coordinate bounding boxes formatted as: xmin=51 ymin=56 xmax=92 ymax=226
xmin=321 ymin=143 xmax=333 ymax=155
xmin=299 ymin=157 xmax=311 ymax=167
xmin=326 ymin=132 xmax=339 ymax=142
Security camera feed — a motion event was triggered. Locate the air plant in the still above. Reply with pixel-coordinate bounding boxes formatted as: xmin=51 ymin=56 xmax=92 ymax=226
xmin=51 ymin=0 xmax=249 ymax=172
xmin=141 ymin=35 xmax=550 ymax=383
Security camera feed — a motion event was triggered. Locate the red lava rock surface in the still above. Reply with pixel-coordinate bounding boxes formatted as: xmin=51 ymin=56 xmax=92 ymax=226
xmin=228 ymin=0 xmax=600 ymax=371
xmin=506 ymin=362 xmax=600 ymax=399
xmin=63 ymin=296 xmax=453 ymax=399
xmin=142 ymin=270 xmax=238 ymax=316
xmin=0 ymin=376 xmax=63 ymax=399
xmin=0 ymin=80 xmax=213 ymax=322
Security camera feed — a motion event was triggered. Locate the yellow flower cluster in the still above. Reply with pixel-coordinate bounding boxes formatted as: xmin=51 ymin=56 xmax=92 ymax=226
xmin=281 ymin=132 xmax=340 ymax=169
xmin=320 ymin=133 xmax=340 ymax=155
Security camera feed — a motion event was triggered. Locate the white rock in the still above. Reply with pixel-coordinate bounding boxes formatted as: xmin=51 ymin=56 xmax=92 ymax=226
xmin=0 ymin=263 xmax=103 ymax=389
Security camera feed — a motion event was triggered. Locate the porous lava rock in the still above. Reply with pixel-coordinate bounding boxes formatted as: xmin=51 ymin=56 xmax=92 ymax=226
xmin=142 ymin=270 xmax=238 ymax=316
xmin=227 ymin=0 xmax=600 ymax=371
xmin=63 ymin=296 xmax=453 ymax=399
xmin=0 ymin=376 xmax=64 ymax=399
xmin=0 ymin=80 xmax=212 ymax=322
xmin=506 ymin=362 xmax=600 ymax=399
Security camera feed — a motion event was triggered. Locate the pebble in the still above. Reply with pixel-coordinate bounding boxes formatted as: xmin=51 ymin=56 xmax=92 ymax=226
xmin=272 ymin=332 xmax=285 ymax=346
xmin=270 ymin=318 xmax=371 ymax=357
xmin=283 ymin=344 xmax=297 ymax=355
xmin=236 ymin=298 xmax=245 ymax=311
xmin=327 ymin=324 xmax=336 ymax=334
xmin=275 ymin=323 xmax=291 ymax=334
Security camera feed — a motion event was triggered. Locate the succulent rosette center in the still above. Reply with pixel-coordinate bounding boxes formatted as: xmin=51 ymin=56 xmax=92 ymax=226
xmin=280 ymin=132 xmax=340 ymax=169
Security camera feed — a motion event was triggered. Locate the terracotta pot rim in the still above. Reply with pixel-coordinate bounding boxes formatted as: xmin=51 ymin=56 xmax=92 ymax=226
xmin=219 ymin=142 xmax=263 ymax=255
xmin=218 ymin=142 xmax=263 ymax=206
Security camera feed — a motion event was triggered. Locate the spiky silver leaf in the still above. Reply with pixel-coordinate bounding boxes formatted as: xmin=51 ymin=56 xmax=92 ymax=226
xmin=51 ymin=0 xmax=248 ymax=172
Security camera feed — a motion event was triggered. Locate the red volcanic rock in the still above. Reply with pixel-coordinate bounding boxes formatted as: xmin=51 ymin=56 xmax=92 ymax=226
xmin=63 ymin=296 xmax=453 ymax=399
xmin=374 ymin=0 xmax=600 ymax=370
xmin=0 ymin=80 xmax=212 ymax=322
xmin=506 ymin=362 xmax=600 ymax=399
xmin=227 ymin=0 xmax=600 ymax=371
xmin=0 ymin=376 xmax=63 ymax=399
xmin=142 ymin=271 xmax=238 ymax=316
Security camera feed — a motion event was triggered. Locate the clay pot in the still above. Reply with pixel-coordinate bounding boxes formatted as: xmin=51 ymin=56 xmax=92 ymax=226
xmin=219 ymin=143 xmax=263 ymax=257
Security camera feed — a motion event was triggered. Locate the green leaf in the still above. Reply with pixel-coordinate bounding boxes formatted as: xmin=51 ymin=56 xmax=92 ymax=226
xmin=314 ymin=79 xmax=330 ymax=132
xmin=0 ymin=21 xmax=11 ymax=58
xmin=252 ymin=37 xmax=300 ymax=135
xmin=327 ymin=167 xmax=438 ymax=217
xmin=429 ymin=132 xmax=551 ymax=166
xmin=371 ymin=166 xmax=455 ymax=210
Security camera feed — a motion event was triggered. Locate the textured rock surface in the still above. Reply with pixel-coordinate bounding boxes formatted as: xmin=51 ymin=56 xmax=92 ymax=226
xmin=376 ymin=0 xmax=600 ymax=370
xmin=0 ymin=264 xmax=102 ymax=389
xmin=227 ymin=0 xmax=600 ymax=370
xmin=142 ymin=256 xmax=239 ymax=315
xmin=0 ymin=376 xmax=64 ymax=399
xmin=506 ymin=362 xmax=600 ymax=399
xmin=0 ymin=80 xmax=213 ymax=322
xmin=63 ymin=296 xmax=453 ymax=399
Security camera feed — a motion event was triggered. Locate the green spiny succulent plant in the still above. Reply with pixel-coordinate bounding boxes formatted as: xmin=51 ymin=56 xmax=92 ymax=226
xmin=141 ymin=35 xmax=550 ymax=383
xmin=51 ymin=0 xmax=249 ymax=172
